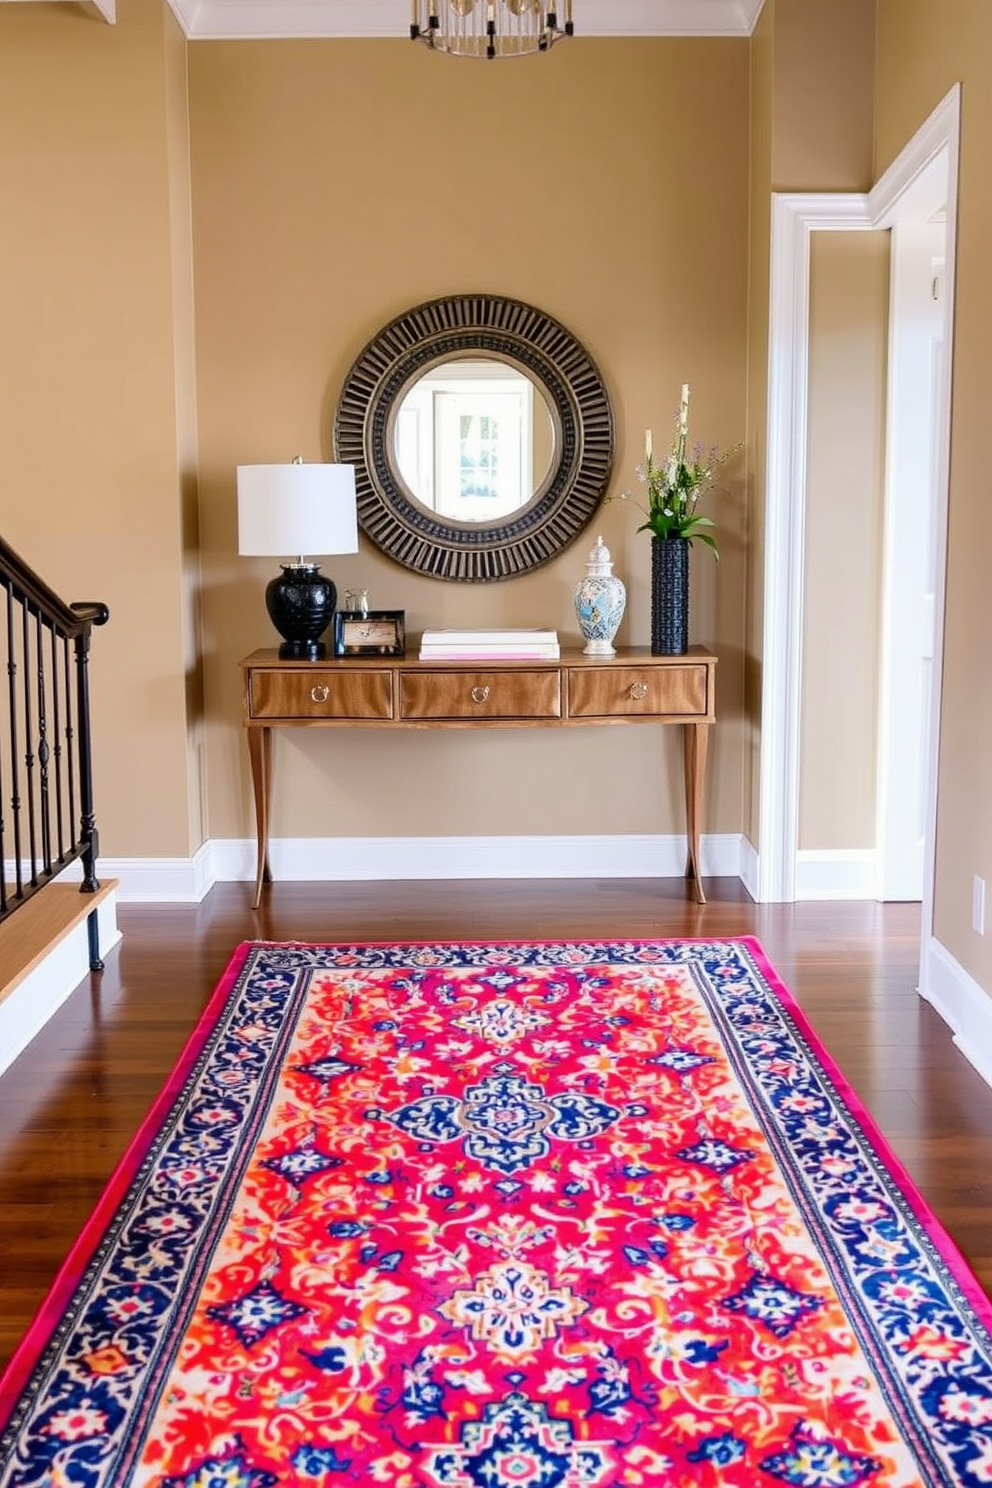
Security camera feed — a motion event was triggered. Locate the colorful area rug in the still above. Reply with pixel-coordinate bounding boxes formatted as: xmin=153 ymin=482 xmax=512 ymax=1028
xmin=2 ymin=939 xmax=992 ymax=1488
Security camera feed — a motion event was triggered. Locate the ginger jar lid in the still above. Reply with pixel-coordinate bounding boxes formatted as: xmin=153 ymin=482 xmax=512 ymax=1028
xmin=584 ymin=535 xmax=615 ymax=577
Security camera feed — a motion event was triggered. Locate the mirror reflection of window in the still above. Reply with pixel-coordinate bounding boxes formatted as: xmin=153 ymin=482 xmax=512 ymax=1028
xmin=437 ymin=392 xmax=526 ymax=518
xmin=394 ymin=358 xmax=555 ymax=522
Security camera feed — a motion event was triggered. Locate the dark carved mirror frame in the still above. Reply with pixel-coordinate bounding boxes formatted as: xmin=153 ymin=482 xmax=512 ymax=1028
xmin=333 ymin=293 xmax=615 ymax=583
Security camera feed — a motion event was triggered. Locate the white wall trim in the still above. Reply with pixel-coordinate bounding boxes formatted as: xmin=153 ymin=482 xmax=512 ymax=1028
xmin=759 ymin=85 xmax=961 ymax=910
xmin=0 ymin=0 xmax=115 ymax=15
xmin=93 ymin=833 xmax=748 ymax=901
xmin=873 ymin=218 xmax=947 ymax=903
xmin=920 ymin=934 xmax=992 ymax=1092
xmin=158 ymin=0 xmax=764 ymax=41
xmin=758 ymin=193 xmax=871 ymax=903
xmin=15 ymin=835 xmax=889 ymax=904
xmin=0 ymin=894 xmax=120 ymax=1079
xmin=868 ymin=89 xmax=962 ymax=230
xmin=869 ymin=86 xmax=960 ymax=965
xmin=36 ymin=847 xmax=217 ymax=904
xmin=794 ymin=849 xmax=878 ymax=902
xmin=738 ymin=834 xmax=759 ymax=902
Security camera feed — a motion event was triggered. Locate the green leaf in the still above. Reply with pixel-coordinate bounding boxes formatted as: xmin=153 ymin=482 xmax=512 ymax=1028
xmin=691 ymin=531 xmax=720 ymax=559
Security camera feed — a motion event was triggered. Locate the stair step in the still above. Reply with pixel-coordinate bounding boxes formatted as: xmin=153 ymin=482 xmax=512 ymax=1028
xmin=0 ymin=881 xmax=119 ymax=1007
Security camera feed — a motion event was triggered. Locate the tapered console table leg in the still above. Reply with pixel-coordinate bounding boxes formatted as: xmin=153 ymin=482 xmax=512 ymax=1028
xmin=246 ymin=725 xmax=273 ymax=910
xmin=683 ymin=721 xmax=710 ymax=904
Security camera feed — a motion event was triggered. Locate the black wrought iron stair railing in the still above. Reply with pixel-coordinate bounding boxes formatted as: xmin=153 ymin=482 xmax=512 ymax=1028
xmin=0 ymin=535 xmax=109 ymax=970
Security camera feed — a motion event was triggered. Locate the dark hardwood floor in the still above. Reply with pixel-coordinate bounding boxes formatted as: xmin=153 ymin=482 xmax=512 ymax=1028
xmin=2 ymin=876 xmax=992 ymax=1374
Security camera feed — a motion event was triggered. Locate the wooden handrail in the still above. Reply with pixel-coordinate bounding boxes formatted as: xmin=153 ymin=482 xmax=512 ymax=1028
xmin=0 ymin=537 xmax=108 ymax=636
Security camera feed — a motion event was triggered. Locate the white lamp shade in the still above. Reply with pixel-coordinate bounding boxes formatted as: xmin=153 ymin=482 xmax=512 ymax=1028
xmin=237 ymin=463 xmax=359 ymax=558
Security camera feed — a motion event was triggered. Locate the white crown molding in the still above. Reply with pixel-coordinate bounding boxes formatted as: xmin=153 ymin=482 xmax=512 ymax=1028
xmin=0 ymin=0 xmax=114 ymax=13
xmin=1 ymin=0 xmax=766 ymax=38
xmin=162 ymin=0 xmax=766 ymax=41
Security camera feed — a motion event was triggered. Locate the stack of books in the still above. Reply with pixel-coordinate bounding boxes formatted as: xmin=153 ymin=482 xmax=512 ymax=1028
xmin=419 ymin=628 xmax=560 ymax=660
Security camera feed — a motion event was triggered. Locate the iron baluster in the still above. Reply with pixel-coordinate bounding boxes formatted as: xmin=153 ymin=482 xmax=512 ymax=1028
xmin=6 ymin=579 xmax=23 ymax=899
xmin=35 ymin=612 xmax=52 ymax=877
xmin=21 ymin=601 xmax=37 ymax=887
xmin=62 ymin=629 xmax=77 ymax=856
xmin=50 ymin=625 xmax=66 ymax=863
xmin=0 ymin=589 xmax=7 ymax=914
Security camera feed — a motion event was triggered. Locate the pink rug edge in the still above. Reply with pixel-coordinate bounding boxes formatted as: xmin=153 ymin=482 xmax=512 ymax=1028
xmin=0 ymin=940 xmax=255 ymax=1425
xmin=737 ymin=933 xmax=992 ymax=1331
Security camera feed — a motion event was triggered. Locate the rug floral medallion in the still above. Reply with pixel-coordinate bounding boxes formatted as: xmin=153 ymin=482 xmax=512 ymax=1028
xmin=2 ymin=938 xmax=992 ymax=1488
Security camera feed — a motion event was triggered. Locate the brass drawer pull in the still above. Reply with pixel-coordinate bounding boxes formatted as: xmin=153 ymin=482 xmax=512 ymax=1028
xmin=628 ymin=681 xmax=649 ymax=701
xmin=471 ymin=685 xmax=490 ymax=704
xmin=310 ymin=684 xmax=330 ymax=704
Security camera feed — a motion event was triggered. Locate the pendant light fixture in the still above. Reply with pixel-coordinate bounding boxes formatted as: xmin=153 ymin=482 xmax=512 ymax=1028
xmin=410 ymin=1 xmax=574 ymax=60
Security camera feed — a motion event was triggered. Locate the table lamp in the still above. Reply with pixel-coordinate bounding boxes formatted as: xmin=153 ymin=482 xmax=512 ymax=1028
xmin=237 ymin=460 xmax=359 ymax=660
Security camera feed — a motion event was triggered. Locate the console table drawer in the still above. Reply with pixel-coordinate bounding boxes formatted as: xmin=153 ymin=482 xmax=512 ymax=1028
xmin=400 ymin=669 xmax=561 ymax=721
xmin=249 ymin=669 xmax=393 ymax=720
xmin=568 ymin=665 xmax=709 ymax=718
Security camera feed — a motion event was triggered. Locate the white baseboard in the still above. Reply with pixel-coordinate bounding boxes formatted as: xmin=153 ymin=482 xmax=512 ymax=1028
xmin=795 ymin=849 xmax=878 ymax=900
xmin=12 ymin=840 xmax=899 ymax=905
xmin=919 ymin=934 xmax=992 ymax=1091
xmin=739 ymin=835 xmax=760 ymax=901
xmin=0 ymin=893 xmax=121 ymax=1080
xmin=70 ymin=845 xmax=217 ymax=903
xmin=96 ymin=834 xmax=746 ymax=901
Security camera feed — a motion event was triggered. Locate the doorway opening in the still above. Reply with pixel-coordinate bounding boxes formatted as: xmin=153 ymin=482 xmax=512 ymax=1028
xmin=757 ymin=86 xmax=960 ymax=1002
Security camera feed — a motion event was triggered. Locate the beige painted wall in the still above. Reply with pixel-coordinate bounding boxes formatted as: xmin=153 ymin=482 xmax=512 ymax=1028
xmin=189 ymin=39 xmax=750 ymax=844
xmin=773 ymin=0 xmax=876 ymax=193
xmin=0 ymin=0 xmax=197 ymax=857
xmin=800 ymin=231 xmax=888 ymax=849
xmin=164 ymin=5 xmax=207 ymax=852
xmin=875 ymin=1 xmax=992 ymax=985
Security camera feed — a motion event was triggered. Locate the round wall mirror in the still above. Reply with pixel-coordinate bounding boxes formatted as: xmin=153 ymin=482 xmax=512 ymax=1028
xmin=334 ymin=294 xmax=614 ymax=582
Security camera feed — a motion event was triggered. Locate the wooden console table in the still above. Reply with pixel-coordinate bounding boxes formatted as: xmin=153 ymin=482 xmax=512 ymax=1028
xmin=240 ymin=645 xmax=717 ymax=909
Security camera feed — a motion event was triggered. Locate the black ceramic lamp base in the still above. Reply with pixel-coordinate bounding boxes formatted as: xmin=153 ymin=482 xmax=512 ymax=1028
xmin=277 ymin=638 xmax=327 ymax=661
xmin=265 ymin=564 xmax=337 ymax=661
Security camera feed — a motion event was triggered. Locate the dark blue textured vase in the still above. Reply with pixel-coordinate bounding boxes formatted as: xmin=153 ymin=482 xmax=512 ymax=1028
xmin=650 ymin=536 xmax=689 ymax=655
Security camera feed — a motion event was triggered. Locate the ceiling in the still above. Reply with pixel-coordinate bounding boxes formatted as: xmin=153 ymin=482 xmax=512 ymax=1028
xmin=10 ymin=0 xmax=765 ymax=40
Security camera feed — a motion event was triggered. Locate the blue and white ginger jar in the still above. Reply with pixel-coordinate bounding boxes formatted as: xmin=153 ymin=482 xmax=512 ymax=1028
xmin=573 ymin=535 xmax=626 ymax=656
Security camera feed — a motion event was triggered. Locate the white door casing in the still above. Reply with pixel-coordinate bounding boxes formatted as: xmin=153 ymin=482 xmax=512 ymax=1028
xmin=876 ymin=221 xmax=947 ymax=901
